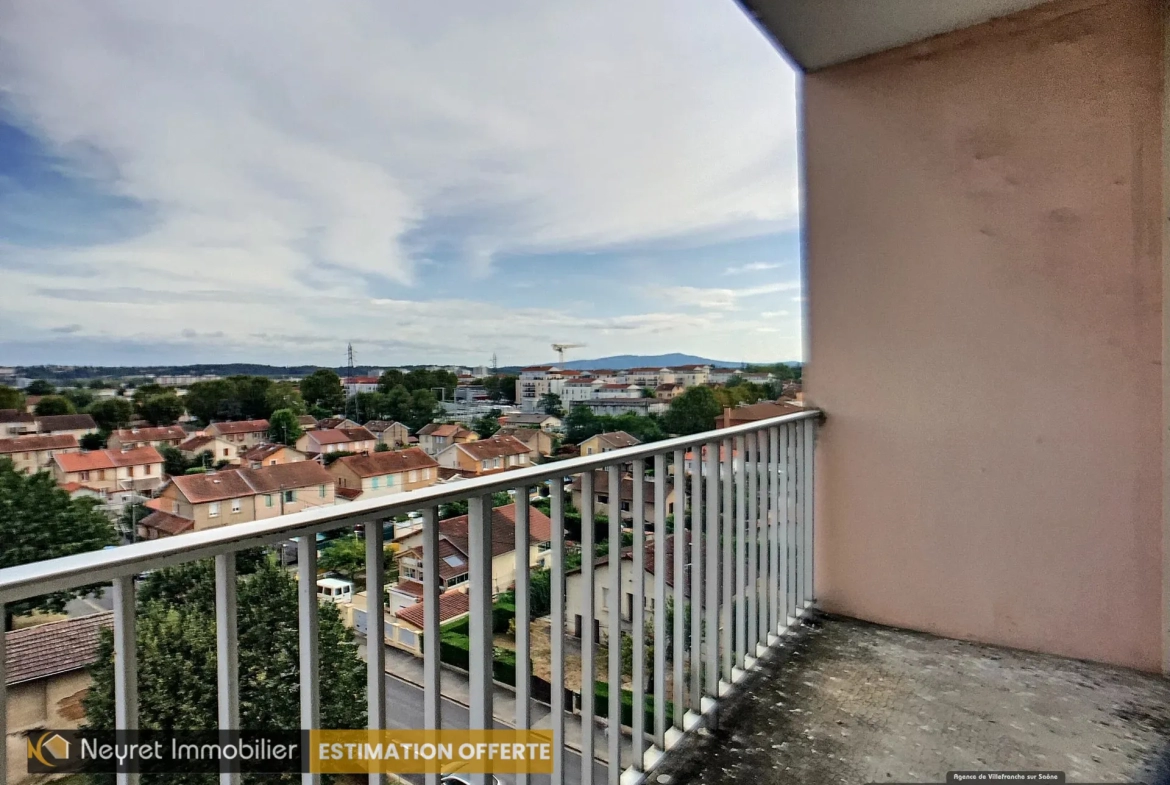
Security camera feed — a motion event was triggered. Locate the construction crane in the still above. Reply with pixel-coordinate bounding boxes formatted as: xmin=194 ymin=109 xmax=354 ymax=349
xmin=552 ymin=343 xmax=585 ymax=365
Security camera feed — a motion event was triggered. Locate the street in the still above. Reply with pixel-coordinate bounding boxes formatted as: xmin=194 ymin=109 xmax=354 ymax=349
xmin=384 ymin=673 xmax=607 ymax=785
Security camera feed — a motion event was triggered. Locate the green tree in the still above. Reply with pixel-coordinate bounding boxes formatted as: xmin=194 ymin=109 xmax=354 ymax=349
xmin=472 ymin=409 xmax=502 ymax=438
xmin=0 ymin=384 xmax=25 ymax=410
xmin=482 ymin=375 xmax=518 ymax=403
xmin=382 ymin=385 xmax=412 ymax=422
xmin=84 ymin=560 xmax=366 ymax=759
xmin=268 ymin=408 xmax=305 ymax=446
xmin=405 ymin=389 xmax=441 ymax=432
xmin=374 ymin=442 xmax=390 ymax=452
xmin=300 ymin=369 xmax=344 ymax=412
xmin=376 ymin=369 xmax=406 ymax=393
xmin=184 ymin=379 xmax=237 ymax=424
xmin=229 ymin=375 xmax=273 ymax=420
xmin=159 ymin=446 xmax=192 ymax=478
xmin=25 ymin=379 xmax=55 ymax=395
xmin=663 ymin=386 xmax=722 ymax=435
xmin=138 ymin=392 xmax=185 ymax=426
xmin=87 ymin=397 xmax=134 ymax=432
xmin=317 ymin=535 xmax=366 ymax=582
xmin=538 ymin=392 xmax=565 ymax=417
xmin=265 ymin=380 xmax=305 ymax=417
xmin=80 ymin=432 xmax=106 ymax=450
xmin=566 ymin=405 xmax=602 ymax=443
xmin=62 ymin=387 xmax=95 ymax=410
xmin=1 ymin=460 xmax=116 ymax=629
xmin=34 ymin=395 xmax=75 ymax=416
xmin=131 ymin=383 xmax=168 ymax=411
xmin=321 ymin=450 xmax=356 ymax=466
xmin=87 ymin=378 xmax=114 ymax=389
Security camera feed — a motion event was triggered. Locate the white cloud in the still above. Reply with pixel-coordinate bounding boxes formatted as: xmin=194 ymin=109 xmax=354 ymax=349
xmin=724 ymin=261 xmax=782 ymax=275
xmin=660 ymin=281 xmax=801 ymax=310
xmin=0 ymin=0 xmax=800 ymax=363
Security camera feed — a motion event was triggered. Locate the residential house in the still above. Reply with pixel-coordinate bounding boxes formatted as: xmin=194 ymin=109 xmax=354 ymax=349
xmin=564 ymin=534 xmax=687 ymax=643
xmin=177 ymin=434 xmax=240 ymax=467
xmin=500 ymin=413 xmax=562 ymax=432
xmin=496 ymin=427 xmax=554 ymax=460
xmin=4 ymin=612 xmax=113 ymax=785
xmin=108 ymin=425 xmax=187 ymax=450
xmin=0 ymin=410 xmax=36 ymax=438
xmin=416 ymin=423 xmax=478 ymax=457
xmin=578 ymin=431 xmax=641 ymax=456
xmin=204 ymin=419 xmax=270 ymax=449
xmin=716 ymin=400 xmax=806 ymax=430
xmin=396 ymin=503 xmax=553 ymax=596
xmin=297 ymin=414 xmax=318 ymax=431
xmin=328 ymin=447 xmax=439 ymax=501
xmin=53 ymin=446 xmax=164 ymax=494
xmin=655 ymin=383 xmax=686 ymax=401
xmin=316 ymin=417 xmax=359 ymax=430
xmin=580 ymin=398 xmax=667 ymax=417
xmin=22 ymin=396 xmax=42 ymax=414
xmin=363 ymin=420 xmax=411 ymax=448
xmin=0 ymin=434 xmax=79 ymax=475
xmin=34 ymin=414 xmax=98 ymax=440
xmin=296 ymin=427 xmax=377 ymax=457
xmin=435 ymin=434 xmax=530 ymax=477
xmin=240 ymin=443 xmax=306 ymax=468
xmin=570 ymin=469 xmax=677 ymax=526
xmin=151 ymin=461 xmax=335 ymax=535
xmin=670 ymin=364 xmax=711 ymax=387
xmin=137 ymin=509 xmax=196 ymax=539
xmin=394 ymin=590 xmax=471 ymax=634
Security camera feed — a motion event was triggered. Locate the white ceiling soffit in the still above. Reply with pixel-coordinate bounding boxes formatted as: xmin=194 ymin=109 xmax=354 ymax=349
xmin=736 ymin=0 xmax=1055 ymax=71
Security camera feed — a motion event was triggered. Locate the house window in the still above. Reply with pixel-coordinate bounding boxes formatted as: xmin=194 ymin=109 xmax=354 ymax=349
xmin=231 ymin=498 xmax=241 ymax=513
xmin=481 ymin=460 xmax=490 ymax=470
xmin=223 ymin=449 xmax=229 ymax=457
xmin=209 ymin=502 xmax=220 ymax=518
xmin=266 ymin=495 xmax=273 ymax=508
xmin=600 ymin=587 xmax=608 ymax=610
xmin=493 ymin=457 xmax=502 ymax=469
xmin=518 ymin=454 xmax=527 ymax=465
xmin=372 ymin=477 xmax=380 ymax=489
xmin=385 ymin=475 xmax=393 ymax=487
xmin=319 ymin=484 xmax=326 ymax=498
xmin=80 ymin=471 xmax=90 ymax=481
xmin=423 ymin=468 xmax=431 ymax=479
xmin=145 ymin=464 xmax=152 ymax=475
xmin=620 ymin=501 xmax=631 ymax=512
xmin=448 ymin=574 xmax=468 ymax=587
xmin=586 ymin=447 xmax=594 ymax=455
xmin=598 ymin=494 xmax=609 ymax=505
xmin=408 ymin=470 xmax=418 ymax=482
xmin=284 ymin=490 xmax=295 ymax=503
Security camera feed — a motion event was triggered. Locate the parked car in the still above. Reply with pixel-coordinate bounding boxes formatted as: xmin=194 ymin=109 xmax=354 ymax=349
xmin=316 ymin=577 xmax=354 ymax=604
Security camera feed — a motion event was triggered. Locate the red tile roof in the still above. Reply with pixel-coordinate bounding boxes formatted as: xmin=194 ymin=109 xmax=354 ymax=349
xmin=240 ymin=443 xmax=295 ymax=462
xmin=113 ymin=425 xmax=186 ymax=442
xmin=593 ymin=431 xmax=641 ymax=450
xmin=721 ymin=400 xmax=805 ymax=425
xmin=170 ymin=461 xmax=332 ymax=504
xmin=331 ymin=447 xmax=438 ymax=478
xmin=394 ymin=579 xmax=425 ymax=598
xmin=308 ymin=427 xmax=376 ymax=446
xmin=5 ymin=612 xmax=113 ymax=686
xmin=438 ymin=503 xmax=554 ymax=557
xmin=178 ymin=435 xmax=217 ymax=452
xmin=454 ymin=435 xmax=529 ymax=461
xmin=208 ymin=419 xmax=269 ymax=435
xmin=336 ymin=486 xmax=363 ymax=500
xmin=37 ymin=414 xmax=98 ymax=432
xmin=398 ymin=538 xmax=469 ymax=580
xmin=139 ymin=510 xmax=196 ymax=536
xmin=0 ymin=433 xmax=79 ymax=454
xmin=0 ymin=410 xmax=35 ymax=425
xmin=396 ymin=590 xmax=470 ymax=629
xmin=54 ymin=446 xmax=162 ymax=472
xmin=417 ymin=423 xmax=472 ymax=439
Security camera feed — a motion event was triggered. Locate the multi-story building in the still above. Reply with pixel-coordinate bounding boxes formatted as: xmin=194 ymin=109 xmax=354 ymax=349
xmin=329 ymin=447 xmax=438 ymax=502
xmin=52 ymin=446 xmax=164 ymax=494
xmin=669 ymin=364 xmax=711 ymax=387
xmin=342 ymin=376 xmax=381 ymax=396
xmin=515 ymin=366 xmax=566 ymax=413
xmin=177 ymin=435 xmax=240 ymax=467
xmin=620 ymin=367 xmax=674 ymax=388
xmin=499 ymin=413 xmax=562 ymax=432
xmin=416 ymin=423 xmax=478 ymax=457
xmin=596 ymin=383 xmax=643 ymax=399
xmin=0 ymin=410 xmax=36 ymax=437
xmin=0 ymin=434 xmax=79 ymax=475
xmin=562 ymin=379 xmax=603 ymax=404
xmin=108 ymin=425 xmax=187 ymax=451
xmin=296 ymin=427 xmax=377 ymax=457
xmin=655 ymin=383 xmax=686 ymax=401
xmin=580 ymin=398 xmax=667 ymax=417
xmin=204 ymin=419 xmax=270 ymax=449
xmin=362 ymin=420 xmax=411 ymax=448
xmin=495 ymin=427 xmax=555 ymax=460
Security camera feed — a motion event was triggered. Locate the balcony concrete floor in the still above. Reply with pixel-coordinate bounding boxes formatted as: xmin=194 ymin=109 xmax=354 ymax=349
xmin=651 ymin=614 xmax=1170 ymax=785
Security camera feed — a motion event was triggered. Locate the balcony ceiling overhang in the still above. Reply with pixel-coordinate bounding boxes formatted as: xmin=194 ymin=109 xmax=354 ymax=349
xmin=737 ymin=0 xmax=1054 ymax=71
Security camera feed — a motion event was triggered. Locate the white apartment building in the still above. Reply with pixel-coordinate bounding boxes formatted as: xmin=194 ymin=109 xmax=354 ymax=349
xmin=515 ymin=366 xmax=566 ymax=413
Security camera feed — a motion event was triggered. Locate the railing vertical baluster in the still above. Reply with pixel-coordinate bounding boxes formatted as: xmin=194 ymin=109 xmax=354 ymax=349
xmin=804 ymin=418 xmax=815 ymax=606
xmin=365 ymin=518 xmax=386 ymax=785
xmin=113 ymin=575 xmax=138 ymax=785
xmin=671 ymin=449 xmax=685 ymax=725
xmin=606 ymin=465 xmax=622 ymax=785
xmin=551 ymin=480 xmax=567 ymax=783
xmin=778 ymin=426 xmax=789 ymax=631
xmin=297 ymin=536 xmax=320 ymax=785
xmin=422 ymin=505 xmax=441 ymax=785
xmin=720 ymin=437 xmax=733 ymax=685
xmin=581 ymin=472 xmax=596 ymax=785
xmin=757 ymin=430 xmax=769 ymax=649
xmin=0 ymin=602 xmax=6 ymax=784
xmin=793 ymin=423 xmax=805 ymax=611
xmin=631 ymin=457 xmax=647 ymax=771
xmin=215 ymin=553 xmax=240 ymax=785
xmin=746 ymin=432 xmax=758 ymax=657
xmin=514 ymin=486 xmax=531 ymax=785
xmin=652 ymin=453 xmax=667 ymax=749
xmin=768 ymin=428 xmax=780 ymax=639
xmin=788 ymin=423 xmax=799 ymax=622
xmin=468 ymin=494 xmax=494 ymax=785
xmin=704 ymin=440 xmax=719 ymax=699
xmin=689 ymin=445 xmax=702 ymax=711
xmin=734 ymin=435 xmax=746 ymax=672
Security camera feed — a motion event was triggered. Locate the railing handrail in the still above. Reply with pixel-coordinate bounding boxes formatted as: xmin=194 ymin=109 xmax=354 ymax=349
xmin=0 ymin=409 xmax=819 ymax=605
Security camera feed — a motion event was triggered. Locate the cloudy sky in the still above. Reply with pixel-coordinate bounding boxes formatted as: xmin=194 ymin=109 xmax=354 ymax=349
xmin=0 ymin=1 xmax=800 ymax=368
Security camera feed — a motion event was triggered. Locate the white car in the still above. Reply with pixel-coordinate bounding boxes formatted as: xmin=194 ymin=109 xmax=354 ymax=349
xmin=440 ymin=775 xmax=503 ymax=785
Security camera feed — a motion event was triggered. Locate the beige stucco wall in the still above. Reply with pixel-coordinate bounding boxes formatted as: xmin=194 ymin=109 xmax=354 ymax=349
xmin=803 ymin=0 xmax=1164 ymax=671
xmin=6 ymin=671 xmax=92 ymax=784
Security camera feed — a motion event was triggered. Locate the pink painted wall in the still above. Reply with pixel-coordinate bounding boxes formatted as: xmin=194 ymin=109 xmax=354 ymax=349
xmin=803 ymin=0 xmax=1164 ymax=671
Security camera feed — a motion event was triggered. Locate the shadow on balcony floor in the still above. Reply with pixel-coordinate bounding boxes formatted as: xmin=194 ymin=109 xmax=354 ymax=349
xmin=652 ymin=614 xmax=1170 ymax=785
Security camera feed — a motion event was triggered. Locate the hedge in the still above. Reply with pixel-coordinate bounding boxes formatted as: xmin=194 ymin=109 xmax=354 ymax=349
xmin=492 ymin=602 xmax=516 ymax=634
xmin=593 ymin=681 xmax=674 ymax=730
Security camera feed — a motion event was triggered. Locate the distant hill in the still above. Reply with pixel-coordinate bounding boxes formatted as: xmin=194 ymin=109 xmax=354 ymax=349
xmin=554 ymin=353 xmax=780 ymax=371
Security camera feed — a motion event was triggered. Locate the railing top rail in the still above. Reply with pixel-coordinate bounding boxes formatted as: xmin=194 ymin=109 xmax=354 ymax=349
xmin=0 ymin=409 xmax=820 ymax=604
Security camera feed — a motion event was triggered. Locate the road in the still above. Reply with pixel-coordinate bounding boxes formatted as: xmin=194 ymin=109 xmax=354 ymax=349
xmin=384 ymin=674 xmax=607 ymax=785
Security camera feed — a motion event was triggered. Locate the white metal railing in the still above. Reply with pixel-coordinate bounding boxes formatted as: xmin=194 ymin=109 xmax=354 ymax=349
xmin=0 ymin=410 xmax=820 ymax=785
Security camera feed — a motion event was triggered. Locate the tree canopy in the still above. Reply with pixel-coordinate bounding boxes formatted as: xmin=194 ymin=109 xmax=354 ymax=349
xmin=25 ymin=379 xmax=55 ymax=395
xmin=376 ymin=368 xmax=458 ymax=400
xmin=0 ymin=384 xmax=24 ymax=410
xmin=33 ymin=395 xmax=75 ymax=416
xmin=565 ymin=406 xmax=664 ymax=444
xmin=317 ymin=535 xmax=366 ymax=582
xmin=300 ymin=369 xmax=345 ymax=414
xmin=662 ymin=386 xmax=722 ymax=435
xmin=0 ymin=460 xmax=116 ymax=629
xmin=84 ymin=559 xmax=366 ymax=748
xmin=138 ymin=391 xmax=186 ymax=426
xmin=268 ymin=409 xmax=305 ymax=446
xmin=184 ymin=375 xmax=304 ymax=424
xmin=87 ymin=397 xmax=134 ymax=432
xmin=472 ymin=409 xmax=502 ymax=438
xmin=538 ymin=392 xmax=565 ymax=417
